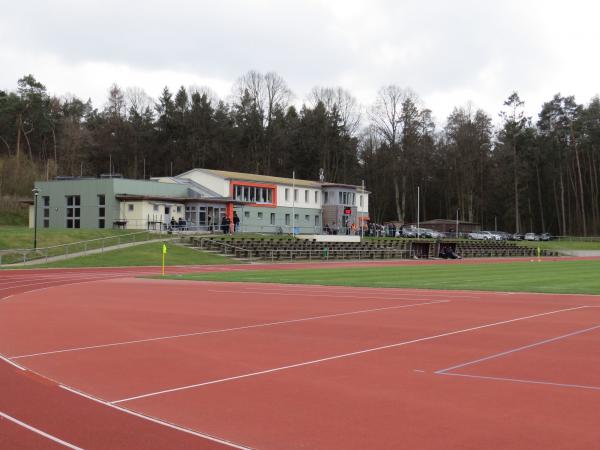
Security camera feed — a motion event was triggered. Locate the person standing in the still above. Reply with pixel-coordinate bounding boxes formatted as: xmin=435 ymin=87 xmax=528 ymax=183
xmin=221 ymin=215 xmax=228 ymax=234
xmin=233 ymin=212 xmax=240 ymax=233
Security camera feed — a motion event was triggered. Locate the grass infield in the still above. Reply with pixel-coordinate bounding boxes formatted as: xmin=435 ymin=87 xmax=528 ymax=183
xmin=26 ymin=242 xmax=237 ymax=268
xmin=164 ymin=259 xmax=600 ymax=295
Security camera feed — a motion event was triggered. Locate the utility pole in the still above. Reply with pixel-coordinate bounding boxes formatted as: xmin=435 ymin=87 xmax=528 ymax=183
xmin=32 ymin=188 xmax=39 ymax=249
xmin=456 ymin=208 xmax=459 ymax=239
xmin=417 ymin=186 xmax=420 ymax=239
xmin=292 ymin=171 xmax=296 ymax=235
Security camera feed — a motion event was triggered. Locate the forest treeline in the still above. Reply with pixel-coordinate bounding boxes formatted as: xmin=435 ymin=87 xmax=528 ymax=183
xmin=1 ymin=72 xmax=599 ymax=235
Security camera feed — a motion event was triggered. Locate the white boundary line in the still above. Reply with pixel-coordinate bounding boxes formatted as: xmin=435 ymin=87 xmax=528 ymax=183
xmin=111 ymin=305 xmax=590 ymax=404
xmin=11 ymin=300 xmax=448 ymax=359
xmin=58 ymin=385 xmax=252 ymax=450
xmin=436 ymin=324 xmax=600 ymax=374
xmin=208 ymin=289 xmax=445 ymax=301
xmin=438 ymin=373 xmax=600 ymax=391
xmin=0 ymin=411 xmax=84 ymax=450
xmin=0 ymin=277 xmax=123 ymax=301
xmin=0 ymin=353 xmax=25 ymax=371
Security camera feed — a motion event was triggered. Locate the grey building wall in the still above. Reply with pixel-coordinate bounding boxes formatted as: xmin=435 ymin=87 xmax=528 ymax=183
xmin=33 ymin=178 xmax=189 ymax=229
xmin=235 ymin=205 xmax=322 ymax=234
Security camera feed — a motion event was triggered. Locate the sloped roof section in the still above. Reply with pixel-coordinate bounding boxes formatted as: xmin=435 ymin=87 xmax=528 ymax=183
xmin=201 ymin=169 xmax=323 ymax=188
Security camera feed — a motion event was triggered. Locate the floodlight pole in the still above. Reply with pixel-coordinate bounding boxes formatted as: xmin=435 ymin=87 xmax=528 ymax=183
xmin=292 ymin=170 xmax=295 ymax=235
xmin=456 ymin=208 xmax=459 ymax=239
xmin=361 ymin=179 xmax=365 ymax=240
xmin=417 ymin=185 xmax=420 ymax=239
xmin=32 ymin=188 xmax=39 ymax=249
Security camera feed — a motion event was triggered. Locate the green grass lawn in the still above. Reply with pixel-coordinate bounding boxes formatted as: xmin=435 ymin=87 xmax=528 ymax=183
xmin=165 ymin=259 xmax=600 ymax=295
xmin=0 ymin=226 xmax=137 ymax=250
xmin=519 ymin=239 xmax=600 ymax=251
xmin=25 ymin=242 xmax=237 ymax=268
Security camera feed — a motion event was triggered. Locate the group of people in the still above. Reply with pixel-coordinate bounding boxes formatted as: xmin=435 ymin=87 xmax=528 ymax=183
xmin=439 ymin=245 xmax=461 ymax=259
xmin=167 ymin=212 xmax=241 ymax=233
xmin=323 ymin=221 xmax=359 ymax=235
xmin=168 ymin=217 xmax=187 ymax=231
xmin=363 ymin=222 xmax=401 ymax=237
xmin=219 ymin=212 xmax=240 ymax=234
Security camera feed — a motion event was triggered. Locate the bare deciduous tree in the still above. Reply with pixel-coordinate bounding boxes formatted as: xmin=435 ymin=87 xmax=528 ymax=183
xmin=308 ymin=86 xmax=361 ymax=135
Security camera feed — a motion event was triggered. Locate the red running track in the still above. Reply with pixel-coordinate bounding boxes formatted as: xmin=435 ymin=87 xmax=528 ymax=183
xmin=1 ymin=260 xmax=600 ymax=449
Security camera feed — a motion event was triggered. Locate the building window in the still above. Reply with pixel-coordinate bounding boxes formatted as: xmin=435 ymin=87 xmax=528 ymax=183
xmin=128 ymin=204 xmax=134 ymax=212
xmin=324 ymin=192 xmax=328 ymax=204
xmin=270 ymin=213 xmax=275 ymax=225
xmin=304 ymin=214 xmax=309 ymax=221
xmin=294 ymin=213 xmax=299 ymax=221
xmin=98 ymin=195 xmax=105 ymax=229
xmin=153 ymin=204 xmax=159 ymax=212
xmin=304 ymin=190 xmax=309 ymax=203
xmin=315 ymin=215 xmax=320 ymax=226
xmin=284 ymin=188 xmax=289 ymax=201
xmin=314 ymin=191 xmax=319 ymax=203
xmin=257 ymin=212 xmax=263 ymax=219
xmin=294 ymin=189 xmax=298 ymax=202
xmin=360 ymin=195 xmax=364 ymax=207
xmin=338 ymin=191 xmax=354 ymax=205
xmin=176 ymin=206 xmax=181 ymax=213
xmin=165 ymin=206 xmax=170 ymax=215
xmin=244 ymin=211 xmax=250 ymax=218
xmin=42 ymin=196 xmax=50 ymax=228
xmin=285 ymin=214 xmax=290 ymax=225
xmin=66 ymin=195 xmax=80 ymax=229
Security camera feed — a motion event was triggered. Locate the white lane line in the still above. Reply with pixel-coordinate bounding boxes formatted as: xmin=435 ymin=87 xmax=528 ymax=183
xmin=0 ymin=411 xmax=84 ymax=450
xmin=11 ymin=300 xmax=448 ymax=359
xmin=0 ymin=277 xmax=122 ymax=301
xmin=234 ymin=285 xmax=482 ymax=298
xmin=208 ymin=289 xmax=440 ymax=301
xmin=58 ymin=385 xmax=252 ymax=450
xmin=208 ymin=286 xmax=482 ymax=299
xmin=0 ymin=275 xmax=120 ymax=292
xmin=111 ymin=305 xmax=589 ymax=404
xmin=0 ymin=353 xmax=25 ymax=370
xmin=436 ymin=324 xmax=600 ymax=374
xmin=438 ymin=372 xmax=600 ymax=391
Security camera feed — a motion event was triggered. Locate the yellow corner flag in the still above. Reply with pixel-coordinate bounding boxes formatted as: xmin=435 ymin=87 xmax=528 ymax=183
xmin=162 ymin=243 xmax=167 ymax=275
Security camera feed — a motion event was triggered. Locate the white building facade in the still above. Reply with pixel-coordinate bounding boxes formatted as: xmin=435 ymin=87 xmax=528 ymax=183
xmin=29 ymin=169 xmax=369 ymax=233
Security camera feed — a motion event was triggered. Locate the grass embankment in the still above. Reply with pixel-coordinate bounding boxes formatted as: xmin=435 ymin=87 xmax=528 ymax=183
xmin=0 ymin=226 xmax=136 ymax=250
xmin=27 ymin=242 xmax=237 ymax=268
xmin=0 ymin=212 xmax=28 ymax=226
xmin=165 ymin=259 xmax=600 ymax=295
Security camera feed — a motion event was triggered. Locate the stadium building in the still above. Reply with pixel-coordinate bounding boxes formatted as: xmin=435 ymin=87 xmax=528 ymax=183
xmin=28 ymin=169 xmax=369 ymax=234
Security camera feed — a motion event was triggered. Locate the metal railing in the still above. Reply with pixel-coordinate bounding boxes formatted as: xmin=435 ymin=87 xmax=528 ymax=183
xmin=192 ymin=239 xmax=412 ymax=262
xmin=259 ymin=248 xmax=413 ymax=262
xmin=0 ymin=231 xmax=161 ymax=265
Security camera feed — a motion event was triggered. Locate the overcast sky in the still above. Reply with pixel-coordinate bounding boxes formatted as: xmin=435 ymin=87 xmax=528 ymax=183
xmin=1 ymin=0 xmax=599 ymax=125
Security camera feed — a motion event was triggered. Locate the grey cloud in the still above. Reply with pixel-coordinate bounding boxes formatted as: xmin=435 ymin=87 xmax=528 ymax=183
xmin=1 ymin=0 xmax=598 ymax=121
